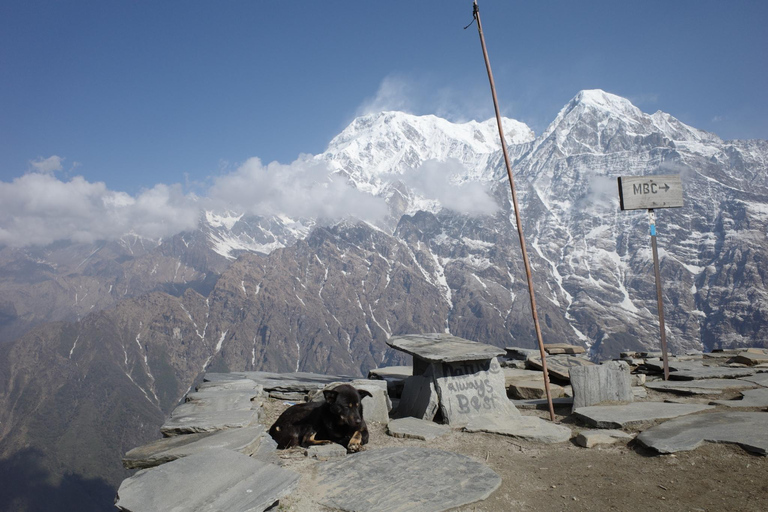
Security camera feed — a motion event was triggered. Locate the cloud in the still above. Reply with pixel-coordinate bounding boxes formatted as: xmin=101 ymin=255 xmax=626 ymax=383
xmin=398 ymin=159 xmax=498 ymax=216
xmin=206 ymin=156 xmax=388 ymax=222
xmin=0 ymin=173 xmax=199 ymax=247
xmin=29 ymin=155 xmax=64 ymax=174
xmin=356 ymin=75 xmax=414 ymax=116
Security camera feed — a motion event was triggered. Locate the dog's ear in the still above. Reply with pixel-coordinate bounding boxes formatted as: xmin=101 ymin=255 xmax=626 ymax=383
xmin=323 ymin=389 xmax=339 ymax=404
xmin=357 ymin=389 xmax=373 ymax=399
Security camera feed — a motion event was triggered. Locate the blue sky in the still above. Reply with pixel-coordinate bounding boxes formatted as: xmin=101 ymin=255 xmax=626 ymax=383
xmin=0 ymin=1 xmax=766 ymax=246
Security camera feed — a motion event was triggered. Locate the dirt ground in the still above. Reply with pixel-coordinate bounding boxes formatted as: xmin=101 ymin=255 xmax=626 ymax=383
xmin=261 ymin=397 xmax=768 ymax=512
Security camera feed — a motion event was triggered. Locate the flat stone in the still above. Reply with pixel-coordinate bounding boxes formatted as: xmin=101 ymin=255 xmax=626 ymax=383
xmin=387 ymin=333 xmax=504 ymax=363
xmin=544 ymin=343 xmax=586 ymax=355
xmin=573 ymin=402 xmax=714 ymax=429
xmin=305 ymin=443 xmax=347 ymax=460
xmin=314 ymin=447 xmax=501 ymax=512
xmin=632 ymin=387 xmax=648 ymax=399
xmin=432 ymin=357 xmax=520 ymax=426
xmin=386 ymin=417 xmax=451 ymax=441
xmin=527 ymin=355 xmax=595 ymax=381
xmin=207 ymin=371 xmax=353 ymax=393
xmin=505 ymin=347 xmax=539 ymax=361
xmin=570 ymin=361 xmax=633 ymax=411
xmin=367 ymin=365 xmax=412 ymax=397
xmin=576 ymin=429 xmax=634 ymax=448
xmin=507 ymin=378 xmax=565 ymax=400
xmin=743 ymin=373 xmax=768 ymax=387
xmin=394 ymin=370 xmax=439 ymax=421
xmin=197 ymin=378 xmax=264 ymax=394
xmin=463 ymin=415 xmax=572 ymax=444
xmin=502 ymin=367 xmax=544 ymax=384
xmin=711 ymin=388 xmax=768 ymax=408
xmin=115 ymin=449 xmax=300 ymax=512
xmin=646 ymin=379 xmax=758 ymax=395
xmin=123 ymin=425 xmax=274 ymax=469
xmin=160 ymin=398 xmax=261 ymax=436
xmin=732 ymin=351 xmax=768 ymax=366
xmin=669 ymin=366 xmax=756 ymax=381
xmin=311 ymin=380 xmax=391 ymax=424
xmin=636 ymin=411 xmax=768 ymax=455
xmin=511 ymin=397 xmax=573 ymax=410
xmin=631 ymin=374 xmax=647 ymax=386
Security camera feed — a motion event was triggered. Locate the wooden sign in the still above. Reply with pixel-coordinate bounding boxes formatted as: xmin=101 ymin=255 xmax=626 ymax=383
xmin=617 ymin=175 xmax=683 ymax=211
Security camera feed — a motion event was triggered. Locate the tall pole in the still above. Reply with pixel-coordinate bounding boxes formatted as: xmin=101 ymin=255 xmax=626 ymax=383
xmin=649 ymin=209 xmax=670 ymax=380
xmin=471 ymin=1 xmax=556 ymax=421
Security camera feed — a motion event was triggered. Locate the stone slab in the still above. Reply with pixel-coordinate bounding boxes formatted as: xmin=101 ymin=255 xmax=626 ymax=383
xmin=305 ymin=443 xmax=348 ymax=460
xmin=636 ymin=411 xmax=768 ymax=455
xmin=511 ymin=397 xmax=574 ymax=410
xmin=527 ymin=355 xmax=595 ymax=381
xmin=732 ymin=351 xmax=768 ymax=366
xmin=432 ymin=357 xmax=520 ymax=426
xmin=711 ymin=388 xmax=768 ymax=408
xmin=669 ymin=366 xmax=756 ymax=381
xmin=646 ymin=378 xmax=758 ymax=395
xmin=570 ymin=361 xmax=632 ymax=410
xmin=507 ymin=379 xmax=565 ymax=400
xmin=315 ymin=447 xmax=501 ymax=512
xmin=123 ymin=425 xmax=274 ymax=469
xmin=197 ymin=379 xmax=264 ymax=394
xmin=743 ymin=373 xmax=768 ymax=388
xmin=502 ymin=367 xmax=544 ymax=384
xmin=115 ymin=449 xmax=300 ymax=512
xmin=367 ymin=365 xmax=412 ymax=397
xmin=544 ymin=343 xmax=586 ymax=355
xmin=505 ymin=347 xmax=539 ymax=361
xmin=463 ymin=415 xmax=572 ymax=444
xmin=206 ymin=371 xmax=353 ymax=392
xmin=388 ymin=333 xmax=504 ymax=363
xmin=573 ymin=402 xmax=714 ymax=429
xmin=394 ymin=370 xmax=439 ymax=421
xmin=161 ymin=407 xmax=261 ymax=436
xmin=386 ymin=417 xmax=451 ymax=441
xmin=576 ymin=429 xmax=634 ymax=448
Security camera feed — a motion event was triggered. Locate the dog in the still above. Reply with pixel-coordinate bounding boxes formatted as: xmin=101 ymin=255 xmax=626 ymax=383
xmin=268 ymin=384 xmax=372 ymax=453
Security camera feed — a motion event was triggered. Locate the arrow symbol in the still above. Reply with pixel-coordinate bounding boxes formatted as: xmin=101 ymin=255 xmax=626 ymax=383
xmin=662 ymin=183 xmax=670 ymax=192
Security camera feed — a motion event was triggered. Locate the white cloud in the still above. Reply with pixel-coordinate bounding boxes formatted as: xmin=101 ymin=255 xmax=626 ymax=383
xmin=0 ymin=173 xmax=199 ymax=247
xmin=356 ymin=75 xmax=414 ymax=116
xmin=29 ymin=155 xmax=64 ymax=174
xmin=399 ymin=159 xmax=498 ymax=216
xmin=207 ymin=156 xmax=388 ymax=222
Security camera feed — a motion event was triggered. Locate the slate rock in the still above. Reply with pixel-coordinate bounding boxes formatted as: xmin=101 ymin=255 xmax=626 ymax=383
xmin=388 ymin=333 xmax=505 ymax=364
xmin=432 ymin=357 xmax=520 ymax=426
xmin=394 ymin=370 xmax=439 ymax=421
xmin=123 ymin=425 xmax=274 ymax=469
xmin=161 ymin=405 xmax=261 ymax=436
xmin=315 ymin=447 xmax=501 ymax=512
xmin=507 ymin=378 xmax=565 ymax=400
xmin=305 ymin=443 xmax=347 ymax=460
xmin=573 ymin=402 xmax=714 ymax=429
xmin=636 ymin=411 xmax=768 ymax=455
xmin=367 ymin=365 xmax=412 ymax=397
xmin=732 ymin=351 xmax=768 ymax=366
xmin=527 ymin=355 xmax=595 ymax=381
xmin=544 ymin=343 xmax=585 ymax=355
xmin=646 ymin=379 xmax=758 ymax=395
xmin=743 ymin=373 xmax=768 ymax=388
xmin=115 ymin=449 xmax=300 ymax=512
xmin=463 ymin=415 xmax=572 ymax=444
xmin=576 ymin=429 xmax=634 ymax=448
xmin=207 ymin=371 xmax=353 ymax=393
xmin=386 ymin=417 xmax=451 ymax=441
xmin=710 ymin=388 xmax=768 ymax=408
xmin=669 ymin=366 xmax=756 ymax=381
xmin=505 ymin=347 xmax=539 ymax=361
xmin=570 ymin=361 xmax=632 ymax=410
xmin=511 ymin=397 xmax=574 ymax=410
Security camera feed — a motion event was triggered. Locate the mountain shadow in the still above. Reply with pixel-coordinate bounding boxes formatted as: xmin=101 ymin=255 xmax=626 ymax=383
xmin=0 ymin=448 xmax=116 ymax=512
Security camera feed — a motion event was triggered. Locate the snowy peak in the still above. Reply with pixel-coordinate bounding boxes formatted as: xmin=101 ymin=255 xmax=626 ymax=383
xmin=321 ymin=111 xmax=534 ymax=184
xmin=536 ymin=89 xmax=719 ymax=157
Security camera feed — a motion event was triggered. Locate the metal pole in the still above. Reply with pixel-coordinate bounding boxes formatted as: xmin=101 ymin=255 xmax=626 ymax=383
xmin=648 ymin=209 xmax=670 ymax=380
xmin=471 ymin=1 xmax=556 ymax=421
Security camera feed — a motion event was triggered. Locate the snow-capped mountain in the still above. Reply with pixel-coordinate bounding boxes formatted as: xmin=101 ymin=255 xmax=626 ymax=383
xmin=1 ymin=89 xmax=767 ymax=512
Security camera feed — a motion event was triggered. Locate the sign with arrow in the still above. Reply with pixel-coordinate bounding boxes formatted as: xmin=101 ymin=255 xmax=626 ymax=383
xmin=617 ymin=175 xmax=683 ymax=210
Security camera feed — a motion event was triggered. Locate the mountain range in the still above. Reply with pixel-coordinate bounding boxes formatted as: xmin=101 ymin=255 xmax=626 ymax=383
xmin=1 ymin=89 xmax=766 ymax=511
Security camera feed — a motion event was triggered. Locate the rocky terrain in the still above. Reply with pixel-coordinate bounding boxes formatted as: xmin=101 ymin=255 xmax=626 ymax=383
xmin=1 ymin=90 xmax=767 ymax=511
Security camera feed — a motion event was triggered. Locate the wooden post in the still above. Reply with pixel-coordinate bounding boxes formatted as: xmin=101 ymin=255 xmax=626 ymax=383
xmin=648 ymin=209 xmax=670 ymax=380
xmin=471 ymin=0 xmax=556 ymax=422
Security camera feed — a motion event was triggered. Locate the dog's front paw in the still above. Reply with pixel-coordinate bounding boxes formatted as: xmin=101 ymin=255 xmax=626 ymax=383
xmin=346 ymin=441 xmax=364 ymax=453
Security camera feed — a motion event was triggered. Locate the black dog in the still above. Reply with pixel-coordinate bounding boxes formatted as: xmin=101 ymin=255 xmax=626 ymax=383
xmin=269 ymin=384 xmax=372 ymax=453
